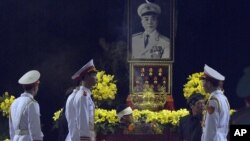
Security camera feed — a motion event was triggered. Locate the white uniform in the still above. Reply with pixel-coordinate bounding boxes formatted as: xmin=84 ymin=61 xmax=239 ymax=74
xmin=73 ymin=86 xmax=95 ymax=141
xmin=65 ymin=89 xmax=79 ymax=141
xmin=9 ymin=92 xmax=43 ymax=141
xmin=132 ymin=30 xmax=170 ymax=59
xmin=201 ymin=90 xmax=230 ymax=141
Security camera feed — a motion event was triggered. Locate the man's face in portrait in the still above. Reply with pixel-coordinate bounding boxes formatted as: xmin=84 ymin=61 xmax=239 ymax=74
xmin=141 ymin=14 xmax=158 ymax=33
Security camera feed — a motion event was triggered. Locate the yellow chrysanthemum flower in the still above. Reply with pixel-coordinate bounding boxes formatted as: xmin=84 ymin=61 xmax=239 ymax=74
xmin=0 ymin=92 xmax=16 ymax=118
xmin=53 ymin=108 xmax=63 ymax=122
xmin=183 ymin=72 xmax=209 ymax=100
xmin=92 ymin=71 xmax=117 ymax=105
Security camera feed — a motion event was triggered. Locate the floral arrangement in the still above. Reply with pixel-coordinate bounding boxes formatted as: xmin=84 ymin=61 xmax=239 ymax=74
xmin=132 ymin=109 xmax=189 ymax=127
xmin=94 ymin=108 xmax=119 ymax=135
xmin=92 ymin=71 xmax=117 ymax=107
xmin=0 ymin=92 xmax=15 ymax=118
xmin=183 ymin=72 xmax=209 ymax=99
xmin=94 ymin=108 xmax=189 ymax=135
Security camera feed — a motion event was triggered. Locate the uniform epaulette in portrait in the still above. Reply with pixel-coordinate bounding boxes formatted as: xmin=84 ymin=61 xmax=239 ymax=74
xmin=83 ymin=91 xmax=87 ymax=96
xmin=159 ymin=34 xmax=170 ymax=42
xmin=132 ymin=32 xmax=143 ymax=37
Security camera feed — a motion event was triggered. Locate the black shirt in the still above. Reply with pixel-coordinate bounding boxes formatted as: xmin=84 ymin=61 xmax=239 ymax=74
xmin=178 ymin=114 xmax=203 ymax=141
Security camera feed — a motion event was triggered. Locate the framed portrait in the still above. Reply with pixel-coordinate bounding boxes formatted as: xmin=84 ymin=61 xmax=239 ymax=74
xmin=129 ymin=61 xmax=172 ymax=95
xmin=128 ymin=0 xmax=175 ymax=62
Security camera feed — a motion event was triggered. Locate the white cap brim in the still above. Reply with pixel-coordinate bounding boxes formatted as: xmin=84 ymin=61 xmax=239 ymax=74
xmin=204 ymin=64 xmax=225 ymax=81
xmin=18 ymin=70 xmax=40 ymax=85
xmin=71 ymin=59 xmax=97 ymax=80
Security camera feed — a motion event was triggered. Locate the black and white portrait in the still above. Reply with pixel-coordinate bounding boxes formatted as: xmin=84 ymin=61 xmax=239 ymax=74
xmin=129 ymin=0 xmax=173 ymax=60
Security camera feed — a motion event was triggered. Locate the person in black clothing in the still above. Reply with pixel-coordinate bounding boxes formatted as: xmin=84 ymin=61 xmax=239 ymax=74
xmin=179 ymin=93 xmax=205 ymax=141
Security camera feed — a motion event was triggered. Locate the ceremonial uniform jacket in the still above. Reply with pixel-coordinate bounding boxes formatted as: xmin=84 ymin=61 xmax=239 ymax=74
xmin=201 ymin=90 xmax=230 ymax=141
xmin=73 ymin=86 xmax=95 ymax=141
xmin=65 ymin=89 xmax=79 ymax=141
xmin=9 ymin=92 xmax=43 ymax=141
xmin=132 ymin=30 xmax=170 ymax=59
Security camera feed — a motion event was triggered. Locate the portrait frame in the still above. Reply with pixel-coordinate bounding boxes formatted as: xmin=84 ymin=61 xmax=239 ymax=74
xmin=127 ymin=0 xmax=176 ymax=62
xmin=129 ymin=61 xmax=172 ymax=95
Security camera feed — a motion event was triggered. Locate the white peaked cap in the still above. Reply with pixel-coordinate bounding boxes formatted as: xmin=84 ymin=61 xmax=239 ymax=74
xmin=204 ymin=64 xmax=225 ymax=81
xmin=117 ymin=107 xmax=133 ymax=120
xmin=71 ymin=59 xmax=97 ymax=80
xmin=18 ymin=70 xmax=40 ymax=85
xmin=137 ymin=2 xmax=161 ymax=17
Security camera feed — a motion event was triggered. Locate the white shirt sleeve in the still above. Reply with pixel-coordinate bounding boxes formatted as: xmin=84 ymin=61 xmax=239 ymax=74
xmin=9 ymin=105 xmax=15 ymax=141
xmin=79 ymin=94 xmax=90 ymax=137
xmin=27 ymin=102 xmax=44 ymax=140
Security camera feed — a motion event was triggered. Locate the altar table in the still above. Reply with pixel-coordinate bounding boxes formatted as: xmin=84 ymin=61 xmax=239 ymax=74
xmin=96 ymin=130 xmax=181 ymax=141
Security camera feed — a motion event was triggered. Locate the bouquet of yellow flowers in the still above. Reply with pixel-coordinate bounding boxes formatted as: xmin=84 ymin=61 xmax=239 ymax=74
xmin=183 ymin=72 xmax=209 ymax=100
xmin=95 ymin=109 xmax=189 ymax=135
xmin=132 ymin=109 xmax=189 ymax=133
xmin=92 ymin=71 xmax=117 ymax=107
xmin=94 ymin=108 xmax=119 ymax=135
xmin=0 ymin=92 xmax=15 ymax=118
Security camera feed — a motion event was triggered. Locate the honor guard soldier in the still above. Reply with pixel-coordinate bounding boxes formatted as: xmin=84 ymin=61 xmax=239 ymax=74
xmin=132 ymin=2 xmax=170 ymax=59
xmin=201 ymin=64 xmax=230 ymax=141
xmin=9 ymin=70 xmax=44 ymax=141
xmin=65 ymin=88 xmax=79 ymax=141
xmin=72 ymin=59 xmax=97 ymax=141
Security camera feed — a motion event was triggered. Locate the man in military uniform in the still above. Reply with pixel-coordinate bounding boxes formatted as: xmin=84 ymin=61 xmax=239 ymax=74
xmin=9 ymin=70 xmax=44 ymax=141
xmin=201 ymin=64 xmax=230 ymax=141
xmin=231 ymin=67 xmax=250 ymax=125
xmin=65 ymin=87 xmax=79 ymax=141
xmin=132 ymin=2 xmax=170 ymax=59
xmin=57 ymin=87 xmax=74 ymax=141
xmin=72 ymin=59 xmax=97 ymax=141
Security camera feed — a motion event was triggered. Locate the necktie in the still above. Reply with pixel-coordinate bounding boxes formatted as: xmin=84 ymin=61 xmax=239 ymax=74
xmin=144 ymin=34 xmax=149 ymax=48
